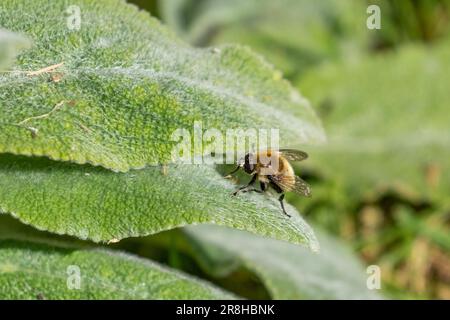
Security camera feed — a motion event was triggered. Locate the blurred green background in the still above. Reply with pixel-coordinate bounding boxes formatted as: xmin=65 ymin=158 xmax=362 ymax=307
xmin=122 ymin=0 xmax=449 ymax=299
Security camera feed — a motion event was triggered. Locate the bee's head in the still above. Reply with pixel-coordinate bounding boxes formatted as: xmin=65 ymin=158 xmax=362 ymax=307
xmin=238 ymin=153 xmax=255 ymax=174
xmin=225 ymin=153 xmax=256 ymax=178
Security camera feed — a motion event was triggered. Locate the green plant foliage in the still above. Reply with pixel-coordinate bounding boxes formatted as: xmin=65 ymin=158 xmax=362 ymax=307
xmin=298 ymin=43 xmax=450 ymax=208
xmin=127 ymin=0 xmax=161 ymax=18
xmin=0 ymin=239 xmax=235 ymax=299
xmin=368 ymin=0 xmax=450 ymax=49
xmin=0 ymin=154 xmax=318 ymax=249
xmin=184 ymin=225 xmax=381 ymax=299
xmin=1 ymin=0 xmax=414 ymax=301
xmin=160 ymin=0 xmax=368 ymax=79
xmin=353 ymin=205 xmax=449 ymax=299
xmin=0 ymin=29 xmax=29 ymax=70
xmin=0 ymin=0 xmax=324 ymax=172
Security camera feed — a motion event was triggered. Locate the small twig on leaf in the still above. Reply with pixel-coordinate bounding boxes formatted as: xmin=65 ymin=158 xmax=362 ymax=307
xmin=18 ymin=100 xmax=66 ymax=126
xmin=26 ymin=62 xmax=64 ymax=76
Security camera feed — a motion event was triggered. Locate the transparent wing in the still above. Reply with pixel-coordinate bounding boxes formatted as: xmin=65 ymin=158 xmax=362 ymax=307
xmin=271 ymin=174 xmax=311 ymax=197
xmin=279 ymin=149 xmax=308 ymax=162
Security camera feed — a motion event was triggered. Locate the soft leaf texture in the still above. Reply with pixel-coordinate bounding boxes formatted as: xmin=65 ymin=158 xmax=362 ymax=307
xmin=184 ymin=225 xmax=381 ymax=299
xmin=160 ymin=0 xmax=368 ymax=79
xmin=0 ymin=29 xmax=29 ymax=69
xmin=0 ymin=0 xmax=324 ymax=172
xmin=0 ymin=154 xmax=318 ymax=250
xmin=0 ymin=239 xmax=235 ymax=299
xmin=298 ymin=43 xmax=450 ymax=206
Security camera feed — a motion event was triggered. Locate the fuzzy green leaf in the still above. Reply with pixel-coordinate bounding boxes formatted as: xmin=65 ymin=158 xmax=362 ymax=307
xmin=184 ymin=225 xmax=381 ymax=299
xmin=0 ymin=239 xmax=235 ymax=299
xmin=0 ymin=154 xmax=318 ymax=250
xmin=0 ymin=0 xmax=324 ymax=172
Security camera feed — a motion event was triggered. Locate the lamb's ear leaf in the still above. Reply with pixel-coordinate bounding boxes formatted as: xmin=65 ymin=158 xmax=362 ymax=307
xmin=0 ymin=155 xmax=319 ymax=250
xmin=0 ymin=0 xmax=321 ymax=250
xmin=0 ymin=238 xmax=236 ymax=299
xmin=183 ymin=224 xmax=382 ymax=300
xmin=0 ymin=0 xmax=324 ymax=173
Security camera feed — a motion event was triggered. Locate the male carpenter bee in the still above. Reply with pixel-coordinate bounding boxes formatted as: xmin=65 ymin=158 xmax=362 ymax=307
xmin=226 ymin=149 xmax=311 ymax=217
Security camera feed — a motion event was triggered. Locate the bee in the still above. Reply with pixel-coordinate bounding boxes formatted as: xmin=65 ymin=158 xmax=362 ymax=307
xmin=226 ymin=149 xmax=311 ymax=217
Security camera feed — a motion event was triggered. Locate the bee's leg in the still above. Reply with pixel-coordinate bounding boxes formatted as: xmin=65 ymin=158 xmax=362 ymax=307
xmin=268 ymin=179 xmax=291 ymax=217
xmin=278 ymin=194 xmax=291 ymax=217
xmin=260 ymin=181 xmax=268 ymax=192
xmin=232 ymin=174 xmax=257 ymax=196
xmin=241 ymin=188 xmax=262 ymax=194
xmin=241 ymin=181 xmax=268 ymax=194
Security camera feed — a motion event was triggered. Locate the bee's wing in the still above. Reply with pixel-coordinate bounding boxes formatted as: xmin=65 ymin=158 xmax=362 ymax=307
xmin=271 ymin=175 xmax=312 ymax=197
xmin=279 ymin=149 xmax=308 ymax=162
